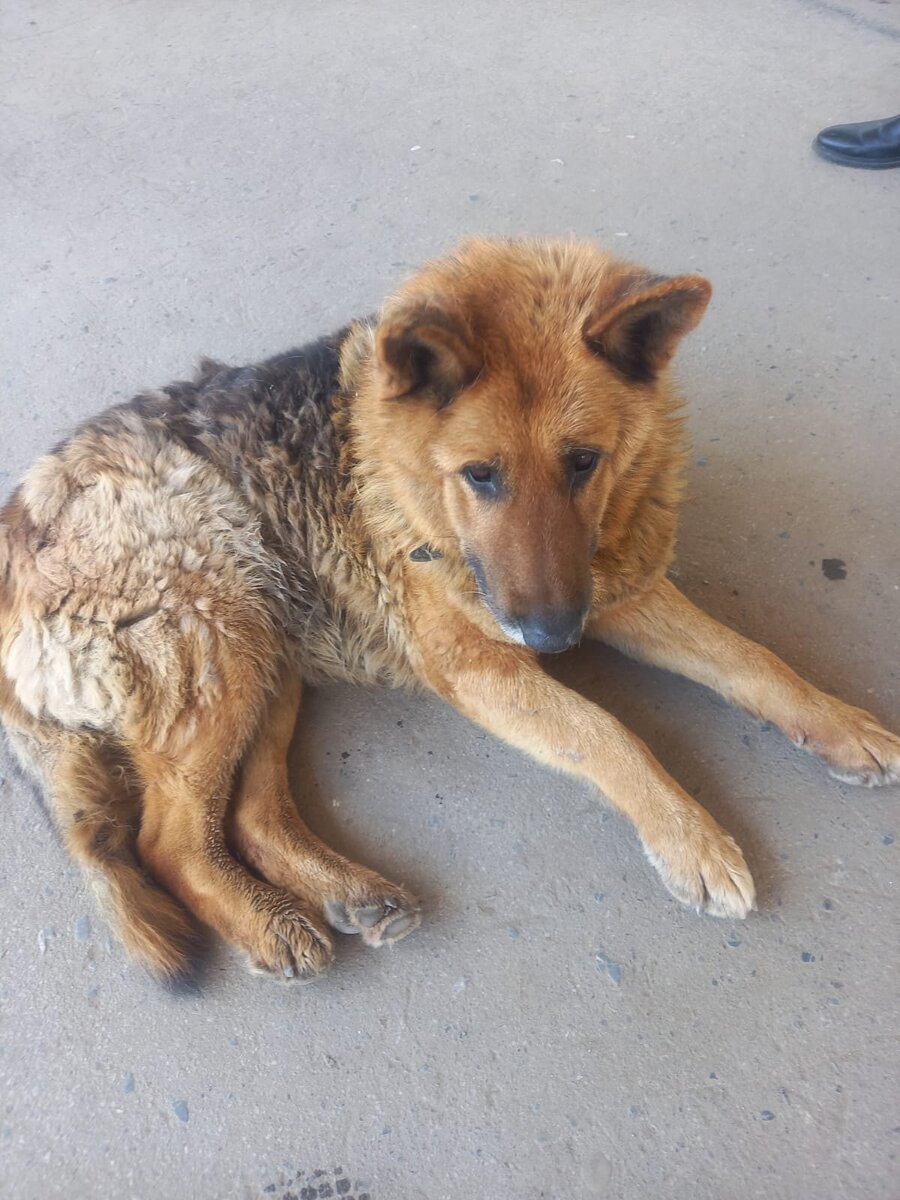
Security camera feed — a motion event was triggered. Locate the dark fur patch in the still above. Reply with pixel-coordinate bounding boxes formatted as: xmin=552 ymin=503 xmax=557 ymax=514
xmin=121 ymin=328 xmax=350 ymax=474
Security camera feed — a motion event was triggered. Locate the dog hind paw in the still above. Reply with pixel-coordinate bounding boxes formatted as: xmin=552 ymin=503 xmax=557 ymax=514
xmin=246 ymin=907 xmax=334 ymax=982
xmin=324 ymin=888 xmax=421 ymax=947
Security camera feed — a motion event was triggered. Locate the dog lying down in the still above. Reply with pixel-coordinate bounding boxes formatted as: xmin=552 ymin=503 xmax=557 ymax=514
xmin=1 ymin=237 xmax=897 ymax=982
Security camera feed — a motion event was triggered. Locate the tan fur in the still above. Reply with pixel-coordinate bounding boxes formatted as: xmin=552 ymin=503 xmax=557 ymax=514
xmin=1 ymin=237 xmax=897 ymax=981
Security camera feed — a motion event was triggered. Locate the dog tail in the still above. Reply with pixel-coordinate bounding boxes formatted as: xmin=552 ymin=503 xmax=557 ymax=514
xmin=5 ymin=720 xmax=199 ymax=979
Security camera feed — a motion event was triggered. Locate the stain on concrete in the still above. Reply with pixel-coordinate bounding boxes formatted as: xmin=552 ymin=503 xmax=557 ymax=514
xmin=172 ymin=1100 xmax=189 ymax=1123
xmin=821 ymin=558 xmax=847 ymax=580
xmin=123 ymin=1073 xmax=135 ymax=1095
xmin=277 ymin=1169 xmax=367 ymax=1200
xmin=596 ymin=951 xmax=623 ymax=984
xmin=74 ymin=916 xmax=91 ymax=942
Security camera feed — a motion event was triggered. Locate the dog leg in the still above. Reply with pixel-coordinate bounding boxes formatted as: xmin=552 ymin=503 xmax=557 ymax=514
xmin=132 ymin=701 xmax=334 ymax=983
xmin=228 ymin=675 xmax=421 ymax=947
xmin=415 ymin=609 xmax=755 ymax=918
xmin=587 ymin=576 xmax=900 ymax=786
xmin=3 ymin=715 xmax=199 ymax=979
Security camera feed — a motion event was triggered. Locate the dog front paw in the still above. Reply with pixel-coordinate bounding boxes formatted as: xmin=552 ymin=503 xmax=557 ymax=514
xmin=792 ymin=698 xmax=900 ymax=788
xmin=643 ymin=808 xmax=756 ymax=919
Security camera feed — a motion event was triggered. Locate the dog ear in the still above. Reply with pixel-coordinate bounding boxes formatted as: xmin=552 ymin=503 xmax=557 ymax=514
xmin=584 ymin=274 xmax=711 ymax=382
xmin=375 ymin=300 xmax=481 ymax=404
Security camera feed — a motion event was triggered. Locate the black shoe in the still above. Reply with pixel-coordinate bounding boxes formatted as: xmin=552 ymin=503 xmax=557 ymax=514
xmin=814 ymin=114 xmax=900 ymax=169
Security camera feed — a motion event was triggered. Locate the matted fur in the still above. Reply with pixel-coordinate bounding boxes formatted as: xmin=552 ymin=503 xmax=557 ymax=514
xmin=2 ymin=237 xmax=897 ymax=981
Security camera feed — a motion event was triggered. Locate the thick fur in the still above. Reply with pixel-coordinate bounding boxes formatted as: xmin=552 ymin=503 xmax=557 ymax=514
xmin=1 ymin=237 xmax=897 ymax=980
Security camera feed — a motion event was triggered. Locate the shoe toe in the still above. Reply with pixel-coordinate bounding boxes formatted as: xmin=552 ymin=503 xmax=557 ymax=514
xmin=816 ymin=123 xmax=854 ymax=152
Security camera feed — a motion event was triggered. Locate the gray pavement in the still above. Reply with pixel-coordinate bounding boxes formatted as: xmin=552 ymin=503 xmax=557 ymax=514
xmin=1 ymin=2 xmax=898 ymax=1197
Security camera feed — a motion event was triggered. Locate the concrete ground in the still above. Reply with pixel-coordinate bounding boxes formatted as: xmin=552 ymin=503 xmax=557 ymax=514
xmin=1 ymin=1 xmax=898 ymax=1196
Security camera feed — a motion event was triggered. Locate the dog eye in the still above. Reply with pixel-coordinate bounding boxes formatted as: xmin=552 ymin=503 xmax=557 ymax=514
xmin=462 ymin=463 xmax=500 ymax=493
xmin=569 ymin=449 xmax=600 ymax=477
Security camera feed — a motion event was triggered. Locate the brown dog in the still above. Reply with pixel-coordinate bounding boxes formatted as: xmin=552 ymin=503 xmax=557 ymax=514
xmin=1 ymin=237 xmax=897 ymax=981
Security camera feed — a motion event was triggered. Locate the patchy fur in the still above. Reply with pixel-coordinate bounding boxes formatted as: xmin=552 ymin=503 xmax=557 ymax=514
xmin=2 ymin=237 xmax=898 ymax=981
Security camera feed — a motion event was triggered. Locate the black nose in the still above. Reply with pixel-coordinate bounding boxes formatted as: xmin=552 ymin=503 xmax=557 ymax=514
xmin=516 ymin=608 xmax=586 ymax=653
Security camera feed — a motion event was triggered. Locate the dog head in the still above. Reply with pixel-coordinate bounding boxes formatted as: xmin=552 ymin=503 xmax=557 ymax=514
xmin=372 ymin=238 xmax=710 ymax=652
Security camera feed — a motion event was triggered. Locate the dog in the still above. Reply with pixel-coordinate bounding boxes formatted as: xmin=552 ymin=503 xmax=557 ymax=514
xmin=1 ymin=236 xmax=897 ymax=982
